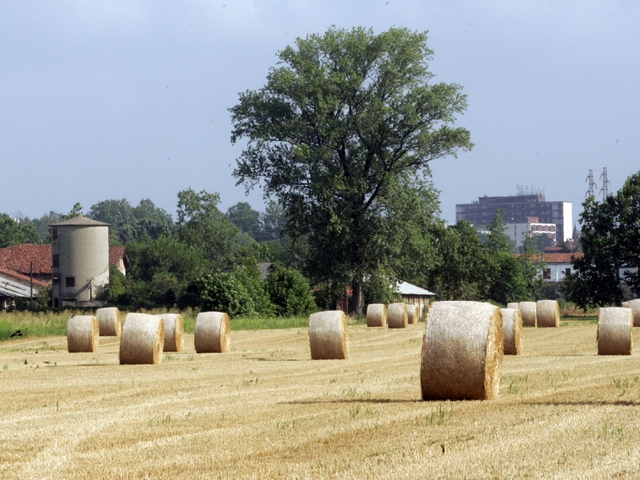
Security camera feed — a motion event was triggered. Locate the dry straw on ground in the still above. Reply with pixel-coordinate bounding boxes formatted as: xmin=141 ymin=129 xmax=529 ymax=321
xmin=598 ymin=307 xmax=633 ymax=355
xmin=194 ymin=312 xmax=230 ymax=353
xmin=387 ymin=303 xmax=408 ymax=329
xmin=507 ymin=302 xmax=519 ymax=310
xmin=628 ymin=299 xmax=640 ymax=327
xmin=519 ymin=301 xmax=537 ymax=327
xmin=157 ymin=313 xmax=184 ymax=352
xmin=95 ymin=307 xmax=121 ymax=336
xmin=366 ymin=304 xmax=387 ymax=327
xmin=119 ymin=313 xmax=164 ymax=365
xmin=500 ymin=307 xmax=522 ymax=355
xmin=421 ymin=301 xmax=503 ymax=401
xmin=308 ymin=310 xmax=349 ymax=360
xmin=407 ymin=304 xmax=419 ymax=324
xmin=67 ymin=315 xmax=99 ymax=353
xmin=537 ymin=300 xmax=559 ymax=327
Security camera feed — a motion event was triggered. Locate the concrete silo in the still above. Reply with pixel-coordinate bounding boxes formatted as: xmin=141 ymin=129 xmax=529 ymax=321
xmin=50 ymin=216 xmax=110 ymax=307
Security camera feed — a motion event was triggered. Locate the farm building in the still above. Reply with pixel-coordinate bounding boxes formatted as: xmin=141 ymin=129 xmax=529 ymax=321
xmin=0 ymin=268 xmax=50 ymax=309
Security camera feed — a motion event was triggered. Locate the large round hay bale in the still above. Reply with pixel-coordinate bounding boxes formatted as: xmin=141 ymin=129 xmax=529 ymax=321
xmin=407 ymin=304 xmax=420 ymax=324
xmin=506 ymin=302 xmax=519 ymax=310
xmin=308 ymin=310 xmax=349 ymax=360
xmin=598 ymin=307 xmax=633 ymax=355
xmin=67 ymin=315 xmax=99 ymax=353
xmin=366 ymin=304 xmax=387 ymax=327
xmin=95 ymin=307 xmax=121 ymax=336
xmin=500 ymin=308 xmax=522 ymax=355
xmin=421 ymin=301 xmax=503 ymax=401
xmin=628 ymin=299 xmax=640 ymax=327
xmin=157 ymin=313 xmax=184 ymax=352
xmin=119 ymin=313 xmax=164 ymax=365
xmin=387 ymin=303 xmax=408 ymax=329
xmin=194 ymin=312 xmax=230 ymax=353
xmin=537 ymin=300 xmax=559 ymax=327
xmin=519 ymin=302 xmax=537 ymax=327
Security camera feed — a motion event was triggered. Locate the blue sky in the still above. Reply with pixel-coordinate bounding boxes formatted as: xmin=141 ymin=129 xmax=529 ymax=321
xmin=1 ymin=1 xmax=637 ymax=230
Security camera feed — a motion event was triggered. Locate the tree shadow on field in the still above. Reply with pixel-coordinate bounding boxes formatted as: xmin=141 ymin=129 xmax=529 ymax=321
xmin=522 ymin=400 xmax=640 ymax=407
xmin=281 ymin=398 xmax=423 ymax=405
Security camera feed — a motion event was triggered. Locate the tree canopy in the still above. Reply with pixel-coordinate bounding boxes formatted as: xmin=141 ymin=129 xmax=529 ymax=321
xmin=564 ymin=171 xmax=640 ymax=308
xmin=230 ymin=26 xmax=472 ymax=313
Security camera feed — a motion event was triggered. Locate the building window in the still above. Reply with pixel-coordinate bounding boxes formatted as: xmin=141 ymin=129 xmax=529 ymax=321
xmin=543 ymin=268 xmax=551 ymax=280
xmin=565 ymin=268 xmax=571 ymax=276
xmin=52 ymin=254 xmax=59 ymax=268
xmin=65 ymin=277 xmax=75 ymax=288
xmin=52 ymin=228 xmax=57 ymax=240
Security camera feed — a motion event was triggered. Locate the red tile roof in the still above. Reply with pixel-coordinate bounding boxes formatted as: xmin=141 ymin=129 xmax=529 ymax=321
xmin=0 ymin=244 xmax=126 ymax=276
xmin=531 ymin=253 xmax=584 ymax=263
xmin=0 ymin=244 xmax=52 ymax=275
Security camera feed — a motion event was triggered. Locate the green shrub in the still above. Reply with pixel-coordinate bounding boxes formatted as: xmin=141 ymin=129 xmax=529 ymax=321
xmin=265 ymin=263 xmax=316 ymax=316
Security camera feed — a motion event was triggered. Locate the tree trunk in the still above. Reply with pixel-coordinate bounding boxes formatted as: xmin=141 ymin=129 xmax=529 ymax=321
xmin=351 ymin=279 xmax=365 ymax=316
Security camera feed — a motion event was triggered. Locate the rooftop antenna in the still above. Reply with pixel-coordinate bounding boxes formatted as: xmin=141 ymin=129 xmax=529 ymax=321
xmin=599 ymin=167 xmax=611 ymax=199
xmin=585 ymin=169 xmax=597 ymax=198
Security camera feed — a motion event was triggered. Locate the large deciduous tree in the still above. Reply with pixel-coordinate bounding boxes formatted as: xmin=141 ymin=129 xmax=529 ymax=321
xmin=564 ymin=171 xmax=640 ymax=308
xmin=230 ymin=26 xmax=472 ymax=314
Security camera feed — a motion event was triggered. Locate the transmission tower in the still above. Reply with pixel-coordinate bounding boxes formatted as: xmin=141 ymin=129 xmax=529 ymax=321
xmin=600 ymin=167 xmax=611 ymax=199
xmin=585 ymin=169 xmax=597 ymax=198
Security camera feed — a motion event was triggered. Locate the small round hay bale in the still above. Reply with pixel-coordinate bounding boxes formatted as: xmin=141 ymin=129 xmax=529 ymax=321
xmin=421 ymin=301 xmax=503 ymax=401
xmin=387 ymin=303 xmax=408 ymax=329
xmin=628 ymin=299 xmax=640 ymax=327
xmin=500 ymin=308 xmax=522 ymax=355
xmin=157 ymin=313 xmax=184 ymax=352
xmin=366 ymin=304 xmax=387 ymax=327
xmin=67 ymin=315 xmax=99 ymax=353
xmin=598 ymin=307 xmax=633 ymax=355
xmin=621 ymin=301 xmax=629 ymax=308
xmin=194 ymin=312 xmax=230 ymax=353
xmin=407 ymin=304 xmax=420 ymax=324
xmin=506 ymin=302 xmax=519 ymax=310
xmin=95 ymin=307 xmax=121 ymax=336
xmin=308 ymin=310 xmax=349 ymax=360
xmin=537 ymin=300 xmax=559 ymax=327
xmin=119 ymin=313 xmax=164 ymax=365
xmin=519 ymin=302 xmax=537 ymax=327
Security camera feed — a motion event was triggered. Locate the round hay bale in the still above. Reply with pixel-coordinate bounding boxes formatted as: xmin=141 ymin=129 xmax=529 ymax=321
xmin=598 ymin=307 xmax=633 ymax=355
xmin=67 ymin=315 xmax=99 ymax=353
xmin=537 ymin=300 xmax=559 ymax=327
xmin=407 ymin=304 xmax=420 ymax=324
xmin=506 ymin=302 xmax=519 ymax=310
xmin=194 ymin=312 xmax=230 ymax=353
xmin=95 ymin=307 xmax=121 ymax=336
xmin=387 ymin=303 xmax=408 ymax=329
xmin=628 ymin=299 xmax=640 ymax=327
xmin=308 ymin=310 xmax=349 ymax=360
xmin=421 ymin=301 xmax=503 ymax=401
xmin=157 ymin=313 xmax=184 ymax=352
xmin=500 ymin=308 xmax=522 ymax=355
xmin=519 ymin=302 xmax=537 ymax=327
xmin=366 ymin=304 xmax=387 ymax=327
xmin=621 ymin=301 xmax=629 ymax=308
xmin=119 ymin=313 xmax=164 ymax=365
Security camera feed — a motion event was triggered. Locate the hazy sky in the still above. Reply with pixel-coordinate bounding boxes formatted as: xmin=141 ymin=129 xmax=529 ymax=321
xmin=1 ymin=1 xmax=638 ymax=229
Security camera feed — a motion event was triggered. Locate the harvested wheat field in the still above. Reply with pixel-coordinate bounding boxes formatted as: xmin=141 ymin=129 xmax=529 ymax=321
xmin=2 ymin=321 xmax=640 ymax=479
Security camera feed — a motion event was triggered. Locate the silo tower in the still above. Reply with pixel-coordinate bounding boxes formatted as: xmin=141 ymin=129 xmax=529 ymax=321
xmin=50 ymin=216 xmax=110 ymax=307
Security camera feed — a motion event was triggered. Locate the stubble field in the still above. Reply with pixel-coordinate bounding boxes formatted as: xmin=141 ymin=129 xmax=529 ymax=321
xmin=2 ymin=320 xmax=640 ymax=479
